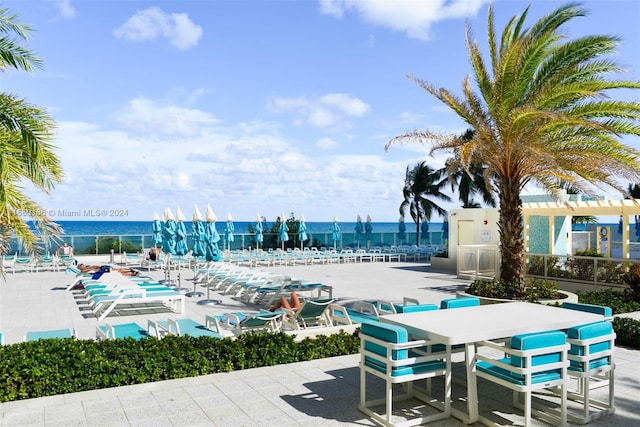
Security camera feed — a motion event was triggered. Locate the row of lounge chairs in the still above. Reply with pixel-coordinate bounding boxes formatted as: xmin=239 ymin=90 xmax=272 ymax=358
xmin=66 ymin=266 xmax=186 ymax=321
xmin=221 ymin=247 xmax=409 ymax=267
xmin=1 ymin=253 xmax=76 ymax=273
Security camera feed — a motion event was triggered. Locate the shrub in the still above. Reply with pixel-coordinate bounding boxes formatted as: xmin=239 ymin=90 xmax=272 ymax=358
xmin=0 ymin=330 xmax=360 ymax=402
xmin=468 ymin=277 xmax=560 ymax=302
xmin=620 ymin=264 xmax=640 ymax=302
xmin=612 ymin=317 xmax=640 ymax=349
xmin=577 ymin=289 xmax=640 ymax=315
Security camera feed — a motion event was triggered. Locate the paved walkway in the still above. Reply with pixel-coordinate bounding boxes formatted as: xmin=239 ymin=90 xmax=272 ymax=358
xmin=0 ymin=258 xmax=638 ymax=426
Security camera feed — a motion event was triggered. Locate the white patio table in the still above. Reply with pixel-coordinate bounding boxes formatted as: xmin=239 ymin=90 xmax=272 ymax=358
xmin=380 ymin=302 xmax=605 ymax=424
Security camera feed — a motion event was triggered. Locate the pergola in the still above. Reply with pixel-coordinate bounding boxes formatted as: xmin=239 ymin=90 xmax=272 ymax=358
xmin=522 ymin=199 xmax=640 ymax=258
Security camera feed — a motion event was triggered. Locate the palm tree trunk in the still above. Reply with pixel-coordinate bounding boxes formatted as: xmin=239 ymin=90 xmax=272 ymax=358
xmin=415 ymin=217 xmax=420 ymax=246
xmin=497 ymin=177 xmax=525 ymax=285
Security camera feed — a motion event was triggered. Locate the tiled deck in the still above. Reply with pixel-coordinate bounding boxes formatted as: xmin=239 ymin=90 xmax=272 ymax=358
xmin=0 ymin=258 xmax=638 ymax=426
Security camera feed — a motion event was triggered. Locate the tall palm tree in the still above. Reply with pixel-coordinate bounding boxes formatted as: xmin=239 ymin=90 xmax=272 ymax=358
xmin=0 ymin=8 xmax=62 ymax=255
xmin=443 ymin=129 xmax=496 ymax=209
xmin=386 ymin=3 xmax=640 ymax=286
xmin=400 ymin=162 xmax=450 ymax=245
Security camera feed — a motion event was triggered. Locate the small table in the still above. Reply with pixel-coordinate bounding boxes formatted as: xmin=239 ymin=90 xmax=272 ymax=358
xmin=380 ymin=302 xmax=605 ymax=424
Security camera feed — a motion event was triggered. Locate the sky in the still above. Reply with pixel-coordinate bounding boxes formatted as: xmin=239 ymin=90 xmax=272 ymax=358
xmin=3 ymin=0 xmax=640 ymax=222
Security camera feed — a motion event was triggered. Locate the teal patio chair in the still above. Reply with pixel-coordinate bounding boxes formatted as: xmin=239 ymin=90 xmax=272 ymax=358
xmin=440 ymin=296 xmax=480 ymax=309
xmin=359 ymin=321 xmax=451 ymax=426
xmin=562 ymin=302 xmax=613 ymax=321
xmin=96 ymin=322 xmax=151 ymax=340
xmin=26 ymin=328 xmax=75 ymax=341
xmin=566 ymin=321 xmax=616 ymax=424
xmin=474 ymin=330 xmax=569 ymax=427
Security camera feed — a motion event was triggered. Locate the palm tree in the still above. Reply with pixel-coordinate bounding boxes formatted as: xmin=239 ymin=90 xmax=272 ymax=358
xmin=386 ymin=3 xmax=640 ymax=286
xmin=0 ymin=8 xmax=62 ymax=255
xmin=400 ymin=162 xmax=450 ymax=245
xmin=443 ymin=130 xmax=496 ymax=209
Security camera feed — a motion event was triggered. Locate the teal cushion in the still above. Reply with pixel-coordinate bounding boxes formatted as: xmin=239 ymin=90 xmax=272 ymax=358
xmin=361 ymin=321 xmax=408 ymax=360
xmin=396 ymin=304 xmax=439 ymax=313
xmin=477 ymin=358 xmax=562 ymax=385
xmin=510 ymin=331 xmax=566 ymax=380
xmin=567 ymin=321 xmax=612 ymax=371
xmin=365 ymin=358 xmax=446 ymax=377
xmin=562 ymin=302 xmax=612 ymax=318
xmin=440 ymin=297 xmax=480 ymax=309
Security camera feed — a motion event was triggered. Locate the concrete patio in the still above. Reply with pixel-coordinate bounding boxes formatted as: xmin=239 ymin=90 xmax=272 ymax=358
xmin=0 ymin=257 xmax=638 ymax=426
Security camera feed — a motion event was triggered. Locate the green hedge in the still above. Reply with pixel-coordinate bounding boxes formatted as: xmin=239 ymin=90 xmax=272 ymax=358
xmin=0 ymin=331 xmax=360 ymax=402
xmin=612 ymin=317 xmax=640 ymax=349
xmin=578 ymin=289 xmax=640 ymax=349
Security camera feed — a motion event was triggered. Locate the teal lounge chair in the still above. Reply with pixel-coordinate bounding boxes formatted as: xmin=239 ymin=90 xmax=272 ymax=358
xmin=26 ymin=328 xmax=75 ymax=341
xmin=282 ymin=298 xmax=335 ymax=330
xmin=96 ymin=322 xmax=150 ymax=340
xmin=148 ymin=318 xmax=223 ymax=338
xmin=206 ymin=311 xmax=282 ymax=336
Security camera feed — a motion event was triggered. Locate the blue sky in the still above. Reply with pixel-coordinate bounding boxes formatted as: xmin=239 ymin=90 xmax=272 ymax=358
xmin=4 ymin=0 xmax=640 ymax=222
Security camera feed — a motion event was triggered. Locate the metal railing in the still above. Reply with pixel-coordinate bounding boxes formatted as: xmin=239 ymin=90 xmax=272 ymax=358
xmin=6 ymin=231 xmax=447 ymax=256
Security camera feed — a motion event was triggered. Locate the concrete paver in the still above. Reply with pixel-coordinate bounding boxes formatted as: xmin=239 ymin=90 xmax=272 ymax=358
xmin=0 ymin=256 xmax=638 ymax=426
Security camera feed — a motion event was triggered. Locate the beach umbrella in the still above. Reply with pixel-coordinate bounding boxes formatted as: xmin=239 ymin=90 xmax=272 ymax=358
xmin=421 ymin=220 xmax=430 ymax=244
xmin=354 ymin=214 xmax=364 ymax=247
xmin=298 ymin=214 xmax=308 ymax=249
xmin=442 ymin=218 xmax=449 ymax=244
xmin=278 ymin=213 xmax=289 ymax=250
xmin=191 ymin=206 xmax=206 ymax=258
xmin=174 ymin=207 xmax=188 ymax=256
xmin=151 ymin=212 xmax=162 ymax=248
xmin=398 ymin=217 xmax=406 ymax=243
xmin=225 ymin=212 xmax=235 ymax=251
xmin=204 ymin=205 xmax=221 ymax=262
xmin=364 ymin=214 xmax=373 ymax=247
xmin=162 ymin=208 xmax=177 ymax=255
xmin=331 ymin=215 xmax=341 ymax=249
xmin=254 ymin=213 xmax=264 ymax=249
xmin=198 ymin=204 xmax=222 ymax=305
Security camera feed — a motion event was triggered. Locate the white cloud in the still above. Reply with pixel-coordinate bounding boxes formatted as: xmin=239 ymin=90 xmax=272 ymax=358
xmin=320 ymin=93 xmax=370 ymax=116
xmin=52 ymin=0 xmax=76 ymax=19
xmin=319 ymin=0 xmax=487 ymax=40
xmin=113 ymin=97 xmax=220 ymax=137
xmin=114 ymin=7 xmax=202 ymax=50
xmin=267 ymin=93 xmax=370 ymax=129
xmin=316 ymin=137 xmax=339 ymax=150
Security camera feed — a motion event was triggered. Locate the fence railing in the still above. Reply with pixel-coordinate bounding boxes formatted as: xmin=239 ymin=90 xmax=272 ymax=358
xmin=7 ymin=231 xmax=447 ymax=256
xmin=524 ymin=253 xmax=636 ymax=289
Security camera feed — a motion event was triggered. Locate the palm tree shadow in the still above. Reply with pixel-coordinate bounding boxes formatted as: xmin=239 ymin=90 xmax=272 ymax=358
xmin=279 ymin=367 xmax=372 ymax=425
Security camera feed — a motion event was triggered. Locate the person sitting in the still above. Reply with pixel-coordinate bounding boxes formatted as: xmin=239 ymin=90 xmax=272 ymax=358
xmin=147 ymin=247 xmax=159 ymax=261
xmin=270 ymin=291 xmax=301 ymax=312
xmin=57 ymin=242 xmax=73 ymax=257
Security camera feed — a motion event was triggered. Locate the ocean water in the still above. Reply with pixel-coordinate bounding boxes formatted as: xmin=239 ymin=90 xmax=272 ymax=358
xmin=52 ymin=220 xmax=445 ymax=236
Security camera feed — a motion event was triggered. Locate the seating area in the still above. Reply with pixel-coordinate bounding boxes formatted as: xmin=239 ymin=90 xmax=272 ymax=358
xmin=0 ymin=255 xmax=632 ymax=427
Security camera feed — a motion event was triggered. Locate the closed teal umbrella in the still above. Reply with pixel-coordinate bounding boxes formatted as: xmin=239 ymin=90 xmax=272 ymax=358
xmin=191 ymin=206 xmax=205 ymax=258
xmin=254 ymin=213 xmax=264 ymax=248
xmin=331 ymin=215 xmax=341 ymax=249
xmin=278 ymin=213 xmax=289 ymax=250
xmin=198 ymin=204 xmax=221 ymax=305
xmin=298 ymin=214 xmax=308 ymax=249
xmin=364 ymin=214 xmax=373 ymax=247
xmin=354 ymin=214 xmax=363 ymax=247
xmin=225 ymin=212 xmax=235 ymax=251
xmin=174 ymin=207 xmax=188 ymax=256
xmin=151 ymin=212 xmax=162 ymax=248
xmin=398 ymin=217 xmax=406 ymax=243
xmin=162 ymin=208 xmax=177 ymax=255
